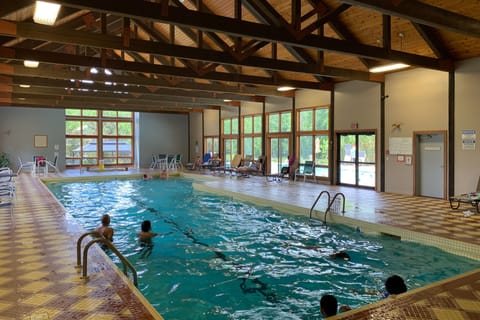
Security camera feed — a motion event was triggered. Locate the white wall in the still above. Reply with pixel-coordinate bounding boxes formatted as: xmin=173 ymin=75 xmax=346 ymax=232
xmin=334 ymin=81 xmax=382 ymax=188
xmin=0 ymin=107 xmax=65 ymax=171
xmin=189 ymin=111 xmax=203 ymax=163
xmin=384 ymin=68 xmax=448 ymax=194
xmin=455 ymin=58 xmax=480 ymax=193
xmin=295 ymin=89 xmax=330 ymax=108
xmin=203 ymin=109 xmax=220 ymax=136
xmin=138 ymin=112 xmax=188 ymax=168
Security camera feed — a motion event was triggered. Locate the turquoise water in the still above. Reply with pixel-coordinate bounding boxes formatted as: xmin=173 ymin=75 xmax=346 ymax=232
xmin=48 ymin=178 xmax=478 ymax=320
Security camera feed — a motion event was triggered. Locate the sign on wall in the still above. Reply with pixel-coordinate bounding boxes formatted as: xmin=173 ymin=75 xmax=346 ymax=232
xmin=462 ymin=129 xmax=476 ymax=150
xmin=389 ymin=137 xmax=412 ymax=155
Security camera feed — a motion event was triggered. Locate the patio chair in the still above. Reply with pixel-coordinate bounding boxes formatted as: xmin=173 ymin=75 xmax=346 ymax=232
xmin=17 ymin=156 xmax=35 ymax=175
xmin=45 ymin=155 xmax=59 ymax=173
xmin=295 ymin=160 xmax=316 ymax=183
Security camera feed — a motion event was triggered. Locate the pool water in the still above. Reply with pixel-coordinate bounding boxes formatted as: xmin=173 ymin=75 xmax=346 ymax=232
xmin=47 ymin=178 xmax=478 ymax=320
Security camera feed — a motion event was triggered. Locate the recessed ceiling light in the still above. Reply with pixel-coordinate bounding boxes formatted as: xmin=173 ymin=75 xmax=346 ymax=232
xmin=104 ymin=69 xmax=112 ymax=76
xmin=277 ymin=86 xmax=295 ymax=92
xmin=223 ymin=99 xmax=232 ymax=102
xmin=24 ymin=60 xmax=39 ymax=68
xmin=369 ymin=63 xmax=410 ymax=73
xmin=19 ymin=84 xmax=31 ymax=88
xmin=90 ymin=67 xmax=99 ymax=74
xmin=34 ymin=1 xmax=61 ymax=26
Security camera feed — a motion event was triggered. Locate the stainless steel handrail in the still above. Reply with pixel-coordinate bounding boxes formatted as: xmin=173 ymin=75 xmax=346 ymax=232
xmin=309 ymin=190 xmax=331 ymax=219
xmin=323 ymin=192 xmax=346 ymax=224
xmin=76 ymin=232 xmax=138 ymax=287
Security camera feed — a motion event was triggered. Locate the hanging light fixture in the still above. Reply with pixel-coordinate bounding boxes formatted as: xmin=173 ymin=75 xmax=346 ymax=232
xmin=34 ymin=1 xmax=61 ymax=26
xmin=369 ymin=63 xmax=410 ymax=73
xmin=24 ymin=60 xmax=40 ymax=68
xmin=277 ymin=86 xmax=295 ymax=92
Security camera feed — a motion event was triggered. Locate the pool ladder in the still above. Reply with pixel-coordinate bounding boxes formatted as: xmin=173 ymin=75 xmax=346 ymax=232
xmin=76 ymin=231 xmax=138 ymax=287
xmin=309 ymin=190 xmax=345 ymax=224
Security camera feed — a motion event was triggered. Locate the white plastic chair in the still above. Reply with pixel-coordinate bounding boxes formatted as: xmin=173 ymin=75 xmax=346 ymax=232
xmin=17 ymin=156 xmax=34 ymax=175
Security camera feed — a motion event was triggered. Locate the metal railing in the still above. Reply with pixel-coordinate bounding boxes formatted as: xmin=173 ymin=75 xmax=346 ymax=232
xmin=309 ymin=190 xmax=346 ymax=224
xmin=76 ymin=231 xmax=138 ymax=287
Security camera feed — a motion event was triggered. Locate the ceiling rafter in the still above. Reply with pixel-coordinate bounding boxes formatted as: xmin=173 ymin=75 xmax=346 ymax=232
xmin=0 ymin=20 xmax=376 ymax=82
xmin=0 ymin=63 xmax=289 ymax=98
xmin=412 ymin=23 xmax=450 ymax=60
xmin=51 ymin=0 xmax=453 ymax=71
xmin=0 ymin=74 xmax=261 ymax=103
xmin=242 ymin=0 xmax=329 ymax=83
xmin=0 ymin=0 xmax=32 ymax=18
xmin=339 ymin=0 xmax=480 ymax=38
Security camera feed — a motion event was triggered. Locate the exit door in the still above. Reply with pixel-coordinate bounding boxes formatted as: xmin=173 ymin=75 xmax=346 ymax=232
xmin=415 ymin=132 xmax=446 ymax=198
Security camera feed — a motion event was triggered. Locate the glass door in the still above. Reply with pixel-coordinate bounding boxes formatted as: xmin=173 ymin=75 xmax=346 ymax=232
xmin=268 ymin=136 xmax=290 ymax=175
xmin=338 ymin=132 xmax=376 ymax=188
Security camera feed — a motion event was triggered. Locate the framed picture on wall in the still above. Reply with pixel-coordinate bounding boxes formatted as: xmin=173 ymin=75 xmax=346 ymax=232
xmin=34 ymin=135 xmax=48 ymax=148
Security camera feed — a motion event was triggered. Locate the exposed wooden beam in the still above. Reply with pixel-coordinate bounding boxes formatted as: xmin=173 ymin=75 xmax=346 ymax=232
xmin=0 ymin=0 xmax=33 ymax=18
xmin=339 ymin=0 xmax=480 ymax=38
xmin=0 ymin=20 xmax=370 ymax=82
xmin=413 ymin=23 xmax=450 ymax=59
xmin=0 ymin=63 xmax=297 ymax=97
xmin=50 ymin=1 xmax=454 ymax=70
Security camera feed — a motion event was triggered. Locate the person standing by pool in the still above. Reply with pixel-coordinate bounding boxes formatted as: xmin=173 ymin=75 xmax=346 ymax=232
xmin=95 ymin=214 xmax=114 ymax=241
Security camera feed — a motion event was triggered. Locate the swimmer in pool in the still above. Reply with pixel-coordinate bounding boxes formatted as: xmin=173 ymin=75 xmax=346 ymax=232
xmin=329 ymin=251 xmax=351 ymax=261
xmin=137 ymin=220 xmax=157 ymax=258
xmin=137 ymin=220 xmax=158 ymax=241
xmin=95 ymin=214 xmax=114 ymax=241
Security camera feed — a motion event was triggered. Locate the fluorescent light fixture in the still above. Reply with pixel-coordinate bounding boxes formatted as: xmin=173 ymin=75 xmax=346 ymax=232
xmin=81 ymin=79 xmax=94 ymax=84
xmin=19 ymin=84 xmax=31 ymax=88
xmin=24 ymin=60 xmax=39 ymax=68
xmin=223 ymin=99 xmax=232 ymax=102
xmin=34 ymin=1 xmax=61 ymax=26
xmin=90 ymin=67 xmax=99 ymax=74
xmin=369 ymin=63 xmax=409 ymax=73
xmin=277 ymin=86 xmax=295 ymax=92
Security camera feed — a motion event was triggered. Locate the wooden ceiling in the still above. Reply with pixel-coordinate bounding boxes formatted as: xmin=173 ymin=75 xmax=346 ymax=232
xmin=0 ymin=0 xmax=478 ymax=113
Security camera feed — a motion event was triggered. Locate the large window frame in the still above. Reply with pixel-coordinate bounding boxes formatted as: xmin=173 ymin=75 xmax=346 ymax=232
xmin=204 ymin=136 xmax=219 ymax=157
xmin=296 ymin=106 xmax=330 ymax=178
xmin=65 ymin=109 xmax=135 ymax=167
xmin=221 ymin=117 xmax=239 ymax=165
xmin=266 ymin=110 xmax=292 ymax=174
xmin=241 ymin=114 xmax=262 ymax=160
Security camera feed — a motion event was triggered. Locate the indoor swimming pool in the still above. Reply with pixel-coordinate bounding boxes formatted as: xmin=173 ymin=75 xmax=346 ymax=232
xmin=47 ymin=178 xmax=479 ymax=320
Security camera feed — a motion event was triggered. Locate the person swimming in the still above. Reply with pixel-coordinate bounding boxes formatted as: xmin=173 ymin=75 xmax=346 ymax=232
xmin=329 ymin=251 xmax=351 ymax=261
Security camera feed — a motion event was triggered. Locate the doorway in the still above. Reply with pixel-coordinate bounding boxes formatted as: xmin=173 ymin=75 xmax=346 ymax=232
xmin=267 ymin=136 xmax=290 ymax=175
xmin=337 ymin=132 xmax=376 ymax=188
xmin=414 ymin=132 xmax=446 ymax=199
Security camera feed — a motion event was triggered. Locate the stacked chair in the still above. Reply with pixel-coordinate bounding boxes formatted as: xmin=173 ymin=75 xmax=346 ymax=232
xmin=0 ymin=167 xmax=16 ymax=207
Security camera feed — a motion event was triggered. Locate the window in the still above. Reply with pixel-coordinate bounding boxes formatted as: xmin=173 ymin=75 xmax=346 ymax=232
xmin=242 ymin=114 xmax=262 ymax=159
xmin=65 ymin=109 xmax=134 ymax=167
xmin=222 ymin=117 xmax=239 ymax=164
xmin=268 ymin=111 xmax=291 ymax=133
xmin=297 ymin=106 xmax=329 ymax=177
xmin=204 ymin=136 xmax=219 ymax=156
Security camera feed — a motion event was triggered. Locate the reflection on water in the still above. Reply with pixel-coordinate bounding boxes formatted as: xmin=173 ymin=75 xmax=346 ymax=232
xmin=48 ymin=178 xmax=478 ymax=320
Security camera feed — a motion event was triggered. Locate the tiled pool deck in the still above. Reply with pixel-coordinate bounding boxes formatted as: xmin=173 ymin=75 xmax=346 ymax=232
xmin=1 ymin=169 xmax=479 ymax=319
